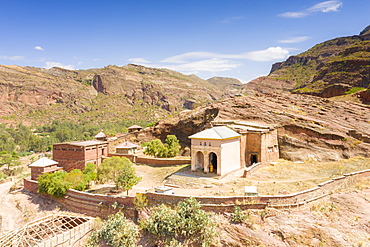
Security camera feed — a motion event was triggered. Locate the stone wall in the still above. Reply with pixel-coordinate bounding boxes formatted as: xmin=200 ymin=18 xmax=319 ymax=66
xmin=109 ymin=153 xmax=190 ymax=166
xmin=23 ymin=169 xmax=370 ymax=218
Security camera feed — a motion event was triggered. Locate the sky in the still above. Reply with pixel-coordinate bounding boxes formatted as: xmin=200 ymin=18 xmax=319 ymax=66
xmin=0 ymin=0 xmax=369 ymax=83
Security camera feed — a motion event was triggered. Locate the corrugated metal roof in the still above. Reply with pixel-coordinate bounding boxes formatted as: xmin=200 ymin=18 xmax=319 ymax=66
xmin=67 ymin=140 xmax=106 ymax=146
xmin=189 ymin=126 xmax=241 ymax=140
xmin=115 ymin=141 xmax=139 ymax=149
xmin=29 ymin=157 xmax=58 ymax=167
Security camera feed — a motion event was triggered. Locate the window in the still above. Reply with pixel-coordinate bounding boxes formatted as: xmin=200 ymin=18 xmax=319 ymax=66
xmin=69 ymin=149 xmax=74 ymax=151
xmin=54 ymin=148 xmax=60 ymax=150
xmin=274 ymin=145 xmax=278 ymax=152
xmin=200 ymin=142 xmax=202 ymax=146
xmin=204 ymin=142 xmax=206 ymax=146
xmin=209 ymin=142 xmax=211 ymax=146
xmin=62 ymin=148 xmax=67 ymax=151
xmin=267 ymin=147 xmax=273 ymax=153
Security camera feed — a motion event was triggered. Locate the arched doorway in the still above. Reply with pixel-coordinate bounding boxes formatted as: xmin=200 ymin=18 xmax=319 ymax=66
xmin=250 ymin=154 xmax=258 ymax=165
xmin=195 ymin=151 xmax=204 ymax=170
xmin=209 ymin=152 xmax=217 ymax=173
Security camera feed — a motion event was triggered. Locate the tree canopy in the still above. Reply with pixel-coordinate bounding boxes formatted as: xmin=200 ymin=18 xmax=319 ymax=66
xmin=143 ymin=135 xmax=180 ymax=158
xmin=97 ymin=156 xmax=141 ymax=191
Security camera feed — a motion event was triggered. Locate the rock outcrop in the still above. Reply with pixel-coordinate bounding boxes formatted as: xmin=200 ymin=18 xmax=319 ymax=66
xmin=248 ymin=26 xmax=370 ymax=99
xmin=143 ymin=92 xmax=370 ymax=162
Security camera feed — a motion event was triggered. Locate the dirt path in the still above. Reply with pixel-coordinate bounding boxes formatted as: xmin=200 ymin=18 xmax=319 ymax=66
xmin=0 ymin=181 xmax=19 ymax=233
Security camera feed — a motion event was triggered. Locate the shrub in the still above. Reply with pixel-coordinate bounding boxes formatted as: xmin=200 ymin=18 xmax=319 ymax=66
xmin=142 ymin=197 xmax=217 ymax=246
xmin=230 ymin=206 xmax=248 ymax=223
xmin=87 ymin=212 xmax=138 ymax=247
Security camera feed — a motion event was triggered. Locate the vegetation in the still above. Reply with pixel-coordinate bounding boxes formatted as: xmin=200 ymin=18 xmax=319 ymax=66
xmin=96 ymin=156 xmax=141 ymax=192
xmin=87 ymin=212 xmax=138 ymax=247
xmin=37 ymin=166 xmax=96 ymax=197
xmin=142 ymin=197 xmax=217 ymax=246
xmin=230 ymin=206 xmax=248 ymax=224
xmin=143 ymin=135 xmax=180 ymax=158
xmin=345 ymin=87 xmax=366 ymax=94
xmin=0 ymin=119 xmax=152 ymax=154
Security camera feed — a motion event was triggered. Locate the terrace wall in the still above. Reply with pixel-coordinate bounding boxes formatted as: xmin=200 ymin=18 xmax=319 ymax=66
xmin=23 ymin=169 xmax=370 ymax=217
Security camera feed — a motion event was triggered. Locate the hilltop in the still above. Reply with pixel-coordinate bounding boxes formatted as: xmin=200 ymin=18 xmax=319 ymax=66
xmin=0 ymin=64 xmax=240 ymax=125
xmin=245 ymin=25 xmax=370 ymax=102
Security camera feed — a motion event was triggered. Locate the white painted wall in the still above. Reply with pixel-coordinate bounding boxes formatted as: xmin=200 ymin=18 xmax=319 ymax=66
xmin=220 ymin=138 xmax=241 ymax=175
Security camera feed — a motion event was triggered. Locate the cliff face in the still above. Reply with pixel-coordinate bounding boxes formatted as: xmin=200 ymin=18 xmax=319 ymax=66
xmin=249 ymin=26 xmax=370 ymax=100
xmin=141 ymin=92 xmax=370 ymax=162
xmin=0 ymin=64 xmax=236 ymax=125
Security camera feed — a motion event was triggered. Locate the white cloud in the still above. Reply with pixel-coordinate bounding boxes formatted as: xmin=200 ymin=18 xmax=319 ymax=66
xmin=0 ymin=55 xmax=24 ymax=61
xmin=279 ymin=36 xmax=310 ymax=43
xmin=162 ymin=58 xmax=241 ymax=74
xmin=161 ymin=47 xmax=289 ymax=64
xmin=44 ymin=61 xmax=75 ymax=70
xmin=278 ymin=12 xmax=307 ymax=18
xmin=34 ymin=46 xmax=44 ymax=51
xmin=279 ymin=0 xmax=342 ymax=18
xmin=308 ymin=0 xmax=342 ymax=13
xmin=127 ymin=57 xmax=152 ymax=65
xmin=245 ymin=47 xmax=290 ymax=61
xmin=222 ymin=16 xmax=245 ymax=24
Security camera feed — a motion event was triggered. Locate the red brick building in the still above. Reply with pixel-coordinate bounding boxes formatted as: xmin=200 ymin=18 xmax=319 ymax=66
xmin=53 ymin=140 xmax=109 ymax=172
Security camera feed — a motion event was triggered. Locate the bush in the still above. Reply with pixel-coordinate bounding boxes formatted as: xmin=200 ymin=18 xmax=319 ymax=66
xmin=37 ymin=166 xmax=96 ymax=198
xmin=230 ymin=206 xmax=248 ymax=223
xmin=87 ymin=212 xmax=138 ymax=247
xmin=143 ymin=135 xmax=180 ymax=158
xmin=142 ymin=197 xmax=217 ymax=246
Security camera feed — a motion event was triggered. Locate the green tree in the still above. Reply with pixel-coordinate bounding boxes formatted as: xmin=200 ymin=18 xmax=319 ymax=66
xmin=0 ymin=151 xmax=21 ymax=174
xmin=143 ymin=135 xmax=180 ymax=158
xmin=87 ymin=212 xmax=138 ymax=247
xmin=37 ymin=171 xmax=69 ymax=198
xmin=165 ymin=135 xmax=180 ymax=157
xmin=142 ymin=197 xmax=217 ymax=246
xmin=97 ymin=156 xmax=141 ymax=192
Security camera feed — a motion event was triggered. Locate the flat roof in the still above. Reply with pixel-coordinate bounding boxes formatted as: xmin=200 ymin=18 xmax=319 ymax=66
xmin=54 ymin=140 xmax=107 ymax=147
xmin=189 ymin=126 xmax=241 ymax=140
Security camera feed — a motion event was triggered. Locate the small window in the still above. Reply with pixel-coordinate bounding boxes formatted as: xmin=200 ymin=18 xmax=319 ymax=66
xmin=76 ymin=149 xmax=82 ymax=151
xmin=69 ymin=149 xmax=74 ymax=151
xmin=200 ymin=142 xmax=202 ymax=145
xmin=54 ymin=148 xmax=60 ymax=150
xmin=209 ymin=142 xmax=211 ymax=146
xmin=86 ymin=148 xmax=91 ymax=151
xmin=204 ymin=142 xmax=206 ymax=146
xmin=62 ymin=148 xmax=67 ymax=151
xmin=267 ymin=147 xmax=273 ymax=153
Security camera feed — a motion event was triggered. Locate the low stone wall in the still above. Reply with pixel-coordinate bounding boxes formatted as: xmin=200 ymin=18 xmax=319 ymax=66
xmin=23 ymin=169 xmax=370 ymax=218
xmin=145 ymin=169 xmax=370 ymax=208
xmin=23 ymin=179 xmax=135 ymax=219
xmin=109 ymin=153 xmax=190 ymax=166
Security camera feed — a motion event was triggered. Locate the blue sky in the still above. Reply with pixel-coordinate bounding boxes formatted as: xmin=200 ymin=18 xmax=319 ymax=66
xmin=0 ymin=0 xmax=369 ymax=83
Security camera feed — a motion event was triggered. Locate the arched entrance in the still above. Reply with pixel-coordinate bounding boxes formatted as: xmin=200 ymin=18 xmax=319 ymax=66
xmin=250 ymin=154 xmax=258 ymax=165
xmin=195 ymin=151 xmax=204 ymax=170
xmin=209 ymin=152 xmax=217 ymax=173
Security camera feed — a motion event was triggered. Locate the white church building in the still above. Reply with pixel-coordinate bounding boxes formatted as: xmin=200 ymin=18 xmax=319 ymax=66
xmin=189 ymin=126 xmax=241 ymax=176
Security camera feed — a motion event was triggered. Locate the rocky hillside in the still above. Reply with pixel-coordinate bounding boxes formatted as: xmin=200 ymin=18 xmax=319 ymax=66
xmin=248 ymin=25 xmax=370 ymax=101
xmin=0 ymin=64 xmax=238 ymax=125
xmin=136 ymin=92 xmax=370 ymax=162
